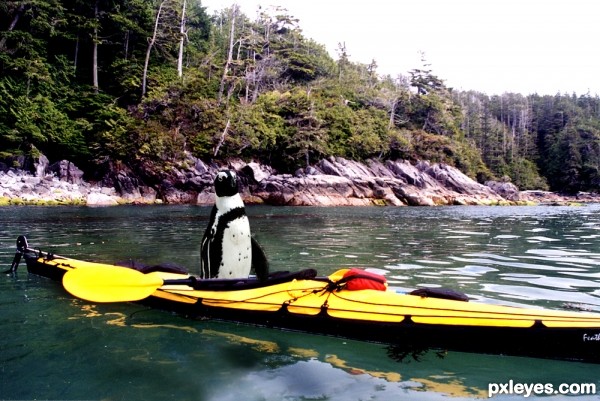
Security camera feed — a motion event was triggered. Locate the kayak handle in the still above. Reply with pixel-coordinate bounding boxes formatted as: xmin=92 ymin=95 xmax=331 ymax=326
xmin=4 ymin=235 xmax=29 ymax=274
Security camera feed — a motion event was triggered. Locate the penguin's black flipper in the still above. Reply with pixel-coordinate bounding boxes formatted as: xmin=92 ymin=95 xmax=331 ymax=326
xmin=200 ymin=206 xmax=218 ymax=278
xmin=251 ymin=237 xmax=269 ymax=282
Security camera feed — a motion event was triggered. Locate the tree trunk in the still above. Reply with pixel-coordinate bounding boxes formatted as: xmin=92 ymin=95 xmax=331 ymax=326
xmin=73 ymin=34 xmax=80 ymax=75
xmin=177 ymin=0 xmax=187 ymax=78
xmin=214 ymin=119 xmax=230 ymax=157
xmin=124 ymin=31 xmax=130 ymax=60
xmin=251 ymin=66 xmax=262 ymax=104
xmin=92 ymin=0 xmax=99 ymax=93
xmin=142 ymin=0 xmax=166 ymax=97
xmin=0 ymin=4 xmax=25 ymax=51
xmin=218 ymin=5 xmax=237 ymax=105
xmin=388 ymin=98 xmax=397 ymax=130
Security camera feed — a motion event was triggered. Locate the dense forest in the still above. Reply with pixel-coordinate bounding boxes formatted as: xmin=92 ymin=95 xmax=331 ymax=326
xmin=2 ymin=0 xmax=600 ymax=193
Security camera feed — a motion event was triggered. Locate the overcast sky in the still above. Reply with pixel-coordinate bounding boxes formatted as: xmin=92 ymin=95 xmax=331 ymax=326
xmin=201 ymin=0 xmax=600 ymax=96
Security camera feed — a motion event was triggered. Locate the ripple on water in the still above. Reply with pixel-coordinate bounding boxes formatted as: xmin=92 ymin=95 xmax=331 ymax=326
xmin=499 ymin=273 xmax=600 ymax=290
xmin=384 ymin=263 xmax=429 ymax=270
xmin=482 ymin=283 xmax=600 ymax=307
xmin=522 ymin=249 xmax=600 ymax=267
xmin=444 ymin=230 xmax=490 ymax=236
xmin=526 ymin=236 xmax=560 ymax=242
xmin=462 ymin=253 xmax=517 ymax=261
xmin=441 ymin=265 xmax=498 ymax=277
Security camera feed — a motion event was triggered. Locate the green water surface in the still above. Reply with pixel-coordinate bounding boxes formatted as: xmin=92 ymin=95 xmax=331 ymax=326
xmin=1 ymin=205 xmax=600 ymax=400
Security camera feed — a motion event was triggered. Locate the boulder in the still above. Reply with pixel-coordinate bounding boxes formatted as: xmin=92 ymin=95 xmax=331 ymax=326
xmin=47 ymin=160 xmax=85 ymax=185
xmin=86 ymin=192 xmax=119 ymax=206
xmin=197 ymin=189 xmax=215 ymax=205
xmin=318 ymin=158 xmax=343 ymax=176
xmin=34 ymin=155 xmax=49 ymax=177
xmin=160 ymin=179 xmax=198 ymax=204
xmin=114 ymin=171 xmax=141 ymax=199
xmin=242 ymin=162 xmax=272 ymax=183
xmin=486 ymin=180 xmax=521 ymax=201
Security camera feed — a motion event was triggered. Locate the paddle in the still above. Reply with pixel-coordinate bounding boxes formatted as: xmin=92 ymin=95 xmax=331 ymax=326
xmin=62 ymin=266 xmax=196 ymax=303
xmin=63 ymin=265 xmax=336 ymax=303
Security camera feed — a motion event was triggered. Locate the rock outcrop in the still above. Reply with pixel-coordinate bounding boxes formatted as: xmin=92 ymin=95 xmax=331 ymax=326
xmin=1 ymin=154 xmax=597 ymax=206
xmin=0 ymin=167 xmax=121 ymax=206
xmin=238 ymin=157 xmax=506 ymax=206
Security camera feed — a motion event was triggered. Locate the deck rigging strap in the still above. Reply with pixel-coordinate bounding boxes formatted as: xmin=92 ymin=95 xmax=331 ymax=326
xmin=409 ymin=287 xmax=469 ymax=302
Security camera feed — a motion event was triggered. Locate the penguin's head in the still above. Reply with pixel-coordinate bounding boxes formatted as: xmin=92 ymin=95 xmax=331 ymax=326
xmin=214 ymin=170 xmax=239 ymax=197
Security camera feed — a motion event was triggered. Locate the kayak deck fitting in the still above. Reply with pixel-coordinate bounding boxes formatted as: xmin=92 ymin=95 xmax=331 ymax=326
xmin=7 ymin=236 xmax=600 ymax=363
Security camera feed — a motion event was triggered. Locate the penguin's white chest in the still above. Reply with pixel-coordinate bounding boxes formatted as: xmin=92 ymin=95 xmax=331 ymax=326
xmin=215 ymin=212 xmax=252 ymax=278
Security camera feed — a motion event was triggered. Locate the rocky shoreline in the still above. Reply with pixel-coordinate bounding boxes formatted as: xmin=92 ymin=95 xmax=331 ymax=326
xmin=0 ymin=154 xmax=597 ymax=206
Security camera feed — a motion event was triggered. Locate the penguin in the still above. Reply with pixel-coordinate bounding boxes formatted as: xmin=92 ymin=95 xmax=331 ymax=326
xmin=200 ymin=170 xmax=269 ymax=281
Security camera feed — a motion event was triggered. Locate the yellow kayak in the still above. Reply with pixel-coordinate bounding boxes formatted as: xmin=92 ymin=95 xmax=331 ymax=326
xmin=10 ymin=235 xmax=600 ymax=363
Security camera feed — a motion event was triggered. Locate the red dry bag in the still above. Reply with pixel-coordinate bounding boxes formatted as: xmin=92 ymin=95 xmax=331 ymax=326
xmin=341 ymin=268 xmax=387 ymax=291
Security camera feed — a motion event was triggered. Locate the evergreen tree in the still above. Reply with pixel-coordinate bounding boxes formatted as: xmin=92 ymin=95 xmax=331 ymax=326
xmin=2 ymin=1 xmax=600 ymax=194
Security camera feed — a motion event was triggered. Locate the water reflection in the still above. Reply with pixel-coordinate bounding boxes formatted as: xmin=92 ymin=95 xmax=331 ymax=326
xmin=60 ymin=302 xmax=600 ymax=401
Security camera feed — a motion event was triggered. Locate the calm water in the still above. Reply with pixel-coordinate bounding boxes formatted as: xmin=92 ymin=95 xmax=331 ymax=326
xmin=1 ymin=205 xmax=600 ymax=400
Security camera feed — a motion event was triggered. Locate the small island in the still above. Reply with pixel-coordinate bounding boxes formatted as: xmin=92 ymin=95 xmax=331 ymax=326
xmin=1 ymin=4 xmax=599 ymax=205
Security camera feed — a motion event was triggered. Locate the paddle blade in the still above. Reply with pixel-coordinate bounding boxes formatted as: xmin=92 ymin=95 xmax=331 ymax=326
xmin=63 ymin=266 xmax=164 ymax=303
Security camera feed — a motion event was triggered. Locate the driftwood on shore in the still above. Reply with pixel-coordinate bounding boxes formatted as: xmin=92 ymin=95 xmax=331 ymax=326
xmin=0 ymin=154 xmax=596 ymax=206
